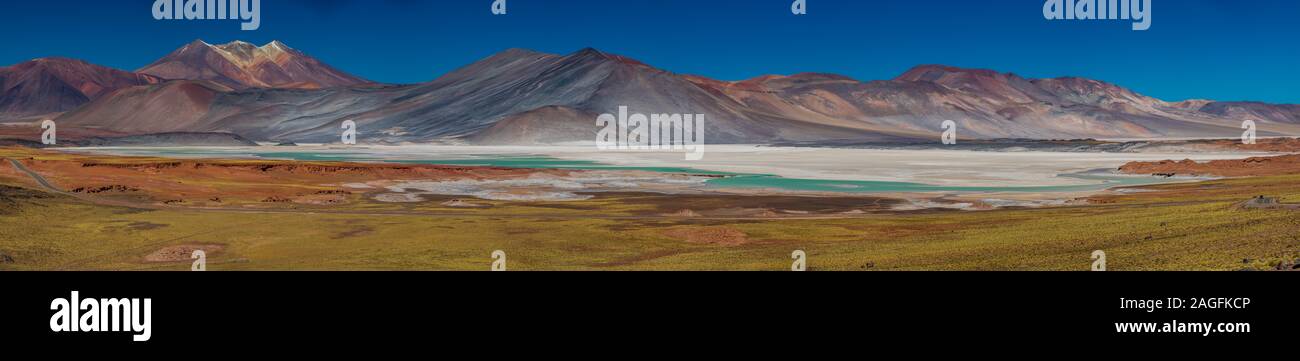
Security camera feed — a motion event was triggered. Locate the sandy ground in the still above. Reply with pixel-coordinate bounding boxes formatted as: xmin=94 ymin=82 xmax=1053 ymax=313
xmin=1120 ymin=154 xmax=1300 ymax=177
xmin=144 ymin=244 xmax=224 ymax=263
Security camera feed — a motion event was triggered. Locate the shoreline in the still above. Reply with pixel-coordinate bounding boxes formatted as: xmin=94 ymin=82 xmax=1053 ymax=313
xmin=42 ymin=144 xmax=1262 ymax=208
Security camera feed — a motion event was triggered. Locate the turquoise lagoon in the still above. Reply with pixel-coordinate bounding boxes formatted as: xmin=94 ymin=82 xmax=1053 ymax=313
xmin=72 ymin=148 xmax=1173 ymax=194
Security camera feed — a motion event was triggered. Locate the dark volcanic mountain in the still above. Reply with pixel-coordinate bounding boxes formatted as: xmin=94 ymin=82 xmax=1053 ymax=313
xmin=54 ymin=47 xmax=1300 ymax=144
xmin=0 ymin=58 xmax=161 ymax=120
xmin=137 ymin=40 xmax=372 ymax=90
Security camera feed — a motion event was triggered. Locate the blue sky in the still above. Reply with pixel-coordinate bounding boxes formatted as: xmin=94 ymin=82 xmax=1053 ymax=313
xmin=2 ymin=0 xmax=1297 ymax=103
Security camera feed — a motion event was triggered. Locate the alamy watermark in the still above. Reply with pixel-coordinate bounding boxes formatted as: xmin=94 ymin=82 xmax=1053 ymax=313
xmin=152 ymin=0 xmax=261 ymax=31
xmin=596 ymin=106 xmax=706 ymax=161
xmin=491 ymin=250 xmax=507 ymax=271
xmin=941 ymin=120 xmax=958 ymax=145
xmin=1241 ymin=119 xmax=1257 ymax=145
xmin=50 ymin=291 xmax=152 ymax=342
xmin=41 ymin=119 xmax=56 ymax=145
xmin=1043 ymin=0 xmax=1152 ymax=31
xmin=192 ymin=250 xmax=207 ymax=271
xmin=341 ymin=120 xmax=358 ymax=145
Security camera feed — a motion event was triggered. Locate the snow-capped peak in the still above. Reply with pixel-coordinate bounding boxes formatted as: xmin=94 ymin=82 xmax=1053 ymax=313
xmin=138 ymin=39 xmax=370 ymax=90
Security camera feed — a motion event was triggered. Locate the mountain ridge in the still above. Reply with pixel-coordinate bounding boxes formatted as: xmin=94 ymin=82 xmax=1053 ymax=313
xmin=17 ymin=44 xmax=1300 ymax=145
xmin=0 ymin=57 xmax=162 ymax=120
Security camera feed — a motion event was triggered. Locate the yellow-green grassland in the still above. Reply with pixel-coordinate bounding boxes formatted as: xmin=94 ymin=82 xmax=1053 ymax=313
xmin=1 ymin=147 xmax=1298 ymax=271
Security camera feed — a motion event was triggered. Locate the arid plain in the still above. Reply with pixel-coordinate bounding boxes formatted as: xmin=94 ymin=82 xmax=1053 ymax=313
xmin=2 ymin=141 xmax=1299 ymax=271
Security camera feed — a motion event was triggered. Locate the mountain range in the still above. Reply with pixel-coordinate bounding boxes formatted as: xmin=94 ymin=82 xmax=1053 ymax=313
xmin=4 ymin=40 xmax=1300 ymax=144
